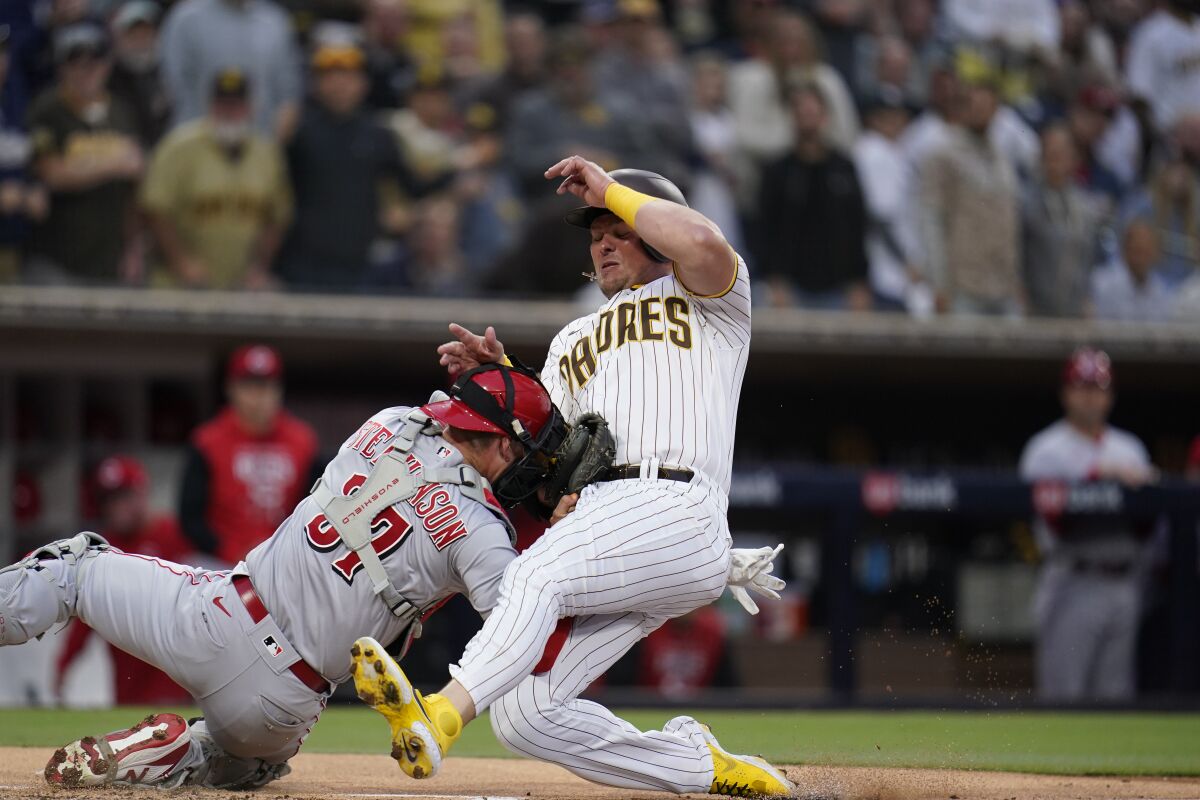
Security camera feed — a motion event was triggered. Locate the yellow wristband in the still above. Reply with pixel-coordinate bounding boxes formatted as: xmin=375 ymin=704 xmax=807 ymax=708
xmin=604 ymin=182 xmax=654 ymax=228
xmin=499 ymin=354 xmax=513 ymax=367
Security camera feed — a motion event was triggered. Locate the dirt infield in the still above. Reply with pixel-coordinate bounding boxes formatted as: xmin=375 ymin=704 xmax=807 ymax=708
xmin=2 ymin=748 xmax=1199 ymax=800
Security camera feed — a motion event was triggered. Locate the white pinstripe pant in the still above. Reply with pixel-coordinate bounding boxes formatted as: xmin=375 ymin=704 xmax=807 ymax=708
xmin=449 ymin=479 xmax=732 ymax=793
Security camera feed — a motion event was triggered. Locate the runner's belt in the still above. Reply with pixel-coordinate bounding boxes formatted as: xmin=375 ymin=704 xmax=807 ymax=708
xmin=233 ymin=574 xmax=331 ymax=694
xmin=602 ymin=464 xmax=694 ymax=483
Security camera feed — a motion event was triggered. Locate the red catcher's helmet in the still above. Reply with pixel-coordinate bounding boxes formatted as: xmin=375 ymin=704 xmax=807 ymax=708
xmin=1062 ymin=347 xmax=1113 ymax=390
xmin=422 ymin=364 xmax=554 ymax=441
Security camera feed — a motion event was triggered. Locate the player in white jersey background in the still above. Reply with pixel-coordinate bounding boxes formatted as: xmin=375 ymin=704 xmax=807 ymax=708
xmin=0 ymin=366 xmax=571 ymax=790
xmin=1018 ymin=348 xmax=1158 ymax=702
xmin=353 ymin=157 xmax=795 ymax=798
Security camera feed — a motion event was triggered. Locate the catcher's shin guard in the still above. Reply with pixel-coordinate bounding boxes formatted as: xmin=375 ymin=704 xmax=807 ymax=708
xmin=351 ymin=636 xmax=462 ymax=779
xmin=703 ymin=727 xmax=796 ymax=798
xmin=44 ymin=713 xmax=192 ymax=788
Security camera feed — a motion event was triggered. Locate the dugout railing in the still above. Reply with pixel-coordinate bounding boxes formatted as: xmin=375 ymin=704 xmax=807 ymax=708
xmin=726 ymin=466 xmax=1200 ymax=705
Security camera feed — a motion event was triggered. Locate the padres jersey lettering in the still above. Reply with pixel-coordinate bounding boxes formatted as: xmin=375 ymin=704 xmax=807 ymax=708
xmin=542 ymin=254 xmax=751 ymax=494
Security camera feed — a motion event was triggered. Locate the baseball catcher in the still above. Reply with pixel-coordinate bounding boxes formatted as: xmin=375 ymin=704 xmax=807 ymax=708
xmin=0 ymin=362 xmax=609 ymax=789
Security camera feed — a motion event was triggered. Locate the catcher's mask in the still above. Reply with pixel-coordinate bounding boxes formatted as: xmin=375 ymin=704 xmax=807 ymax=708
xmin=563 ymin=168 xmax=688 ymax=263
xmin=422 ymin=362 xmax=567 ymax=507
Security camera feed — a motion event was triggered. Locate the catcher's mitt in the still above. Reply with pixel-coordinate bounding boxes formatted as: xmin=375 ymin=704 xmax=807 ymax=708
xmin=542 ymin=412 xmax=616 ymax=506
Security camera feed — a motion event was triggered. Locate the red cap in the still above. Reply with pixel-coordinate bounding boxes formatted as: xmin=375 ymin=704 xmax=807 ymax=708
xmin=227 ymin=344 xmax=283 ymax=382
xmin=1062 ymin=347 xmax=1113 ymax=389
xmin=94 ymin=455 xmax=148 ymax=495
xmin=1077 ymin=83 xmax=1121 ymax=115
xmin=423 ymin=369 xmax=553 ymax=439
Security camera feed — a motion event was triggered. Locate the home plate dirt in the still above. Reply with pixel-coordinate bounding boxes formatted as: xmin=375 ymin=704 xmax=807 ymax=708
xmin=1 ymin=749 xmax=1198 ymax=800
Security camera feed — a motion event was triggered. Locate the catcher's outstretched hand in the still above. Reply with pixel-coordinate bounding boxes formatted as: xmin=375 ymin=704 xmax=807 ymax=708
xmin=545 ymin=155 xmax=615 ymax=208
xmin=437 ymin=323 xmax=504 ymax=378
xmin=727 ymin=544 xmax=786 ymax=615
xmin=549 ymin=493 xmax=579 ymax=527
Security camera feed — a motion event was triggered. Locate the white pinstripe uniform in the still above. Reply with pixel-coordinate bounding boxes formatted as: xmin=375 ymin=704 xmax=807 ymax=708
xmin=447 ymin=255 xmax=751 ymax=793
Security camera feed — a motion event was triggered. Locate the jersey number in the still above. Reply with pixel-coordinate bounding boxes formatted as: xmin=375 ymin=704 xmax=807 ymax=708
xmin=304 ymin=473 xmax=413 ymax=585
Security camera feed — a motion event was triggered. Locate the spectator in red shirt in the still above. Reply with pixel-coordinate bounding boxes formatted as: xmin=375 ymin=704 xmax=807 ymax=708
xmin=179 ymin=344 xmax=319 ymax=564
xmin=56 ymin=455 xmax=192 ymax=705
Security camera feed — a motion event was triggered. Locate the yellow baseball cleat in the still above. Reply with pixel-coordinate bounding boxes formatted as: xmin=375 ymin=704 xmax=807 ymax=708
xmin=704 ymin=728 xmax=796 ymax=797
xmin=350 ymin=636 xmax=462 ymax=779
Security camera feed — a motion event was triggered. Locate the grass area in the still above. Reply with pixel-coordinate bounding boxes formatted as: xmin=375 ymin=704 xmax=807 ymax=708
xmin=0 ymin=707 xmax=1198 ymax=776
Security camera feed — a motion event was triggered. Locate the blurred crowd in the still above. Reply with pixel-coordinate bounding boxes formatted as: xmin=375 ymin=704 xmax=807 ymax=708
xmin=3 ymin=0 xmax=1200 ymax=318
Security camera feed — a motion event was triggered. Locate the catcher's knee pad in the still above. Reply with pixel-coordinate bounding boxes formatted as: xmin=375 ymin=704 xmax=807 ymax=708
xmin=30 ymin=532 xmax=111 ymax=564
xmin=1 ymin=532 xmax=110 ymax=577
xmin=0 ymin=532 xmax=108 ymax=644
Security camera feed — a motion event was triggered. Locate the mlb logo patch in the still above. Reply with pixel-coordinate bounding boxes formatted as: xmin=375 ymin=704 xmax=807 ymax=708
xmin=436 ymin=445 xmax=453 ymax=460
xmin=262 ymin=635 xmax=284 ymax=658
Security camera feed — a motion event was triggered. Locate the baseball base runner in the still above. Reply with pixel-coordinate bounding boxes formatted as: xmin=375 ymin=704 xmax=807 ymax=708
xmin=354 ymin=157 xmax=796 ymax=797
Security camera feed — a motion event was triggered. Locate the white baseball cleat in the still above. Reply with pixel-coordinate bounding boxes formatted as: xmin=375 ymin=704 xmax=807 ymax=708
xmin=44 ymin=712 xmax=192 ymax=787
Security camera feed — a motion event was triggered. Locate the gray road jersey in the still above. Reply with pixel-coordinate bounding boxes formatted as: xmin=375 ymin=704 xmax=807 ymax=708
xmin=245 ymin=406 xmax=518 ymax=684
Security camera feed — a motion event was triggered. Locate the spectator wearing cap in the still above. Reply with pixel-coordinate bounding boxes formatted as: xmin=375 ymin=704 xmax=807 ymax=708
xmin=728 ymin=10 xmax=859 ymax=164
xmin=107 ymin=0 xmax=169 ymax=149
xmin=55 ymin=455 xmax=192 ymax=706
xmin=853 ymin=87 xmax=922 ymax=312
xmin=24 ymin=21 xmax=143 ymax=284
xmin=1091 ymin=218 xmax=1172 ymax=323
xmin=179 ymin=345 xmax=319 ymax=565
xmin=950 ymin=48 xmax=1041 ymax=177
xmin=141 ymin=68 xmax=291 ymax=290
xmin=754 ymin=81 xmax=870 ymax=311
xmin=0 ymin=24 xmax=47 ymax=282
xmin=918 ymin=68 xmax=1024 ymax=316
xmin=1021 ymin=124 xmax=1103 ymax=318
xmin=159 ymin=0 xmax=301 ymax=138
xmin=1019 ymin=348 xmax=1156 ymax=702
xmin=504 ymin=26 xmax=651 ymax=197
xmin=385 ymin=68 xmax=463 ymax=187
xmin=280 ymin=29 xmax=430 ymax=291
xmin=1066 ymin=82 xmax=1128 ymax=212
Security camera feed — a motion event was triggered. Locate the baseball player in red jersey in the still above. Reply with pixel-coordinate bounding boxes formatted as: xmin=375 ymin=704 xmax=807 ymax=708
xmin=0 ymin=365 xmax=576 ymax=790
xmin=56 ymin=456 xmax=192 ymax=706
xmin=180 ymin=344 xmax=319 ymax=563
xmin=350 ymin=157 xmax=793 ymax=798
